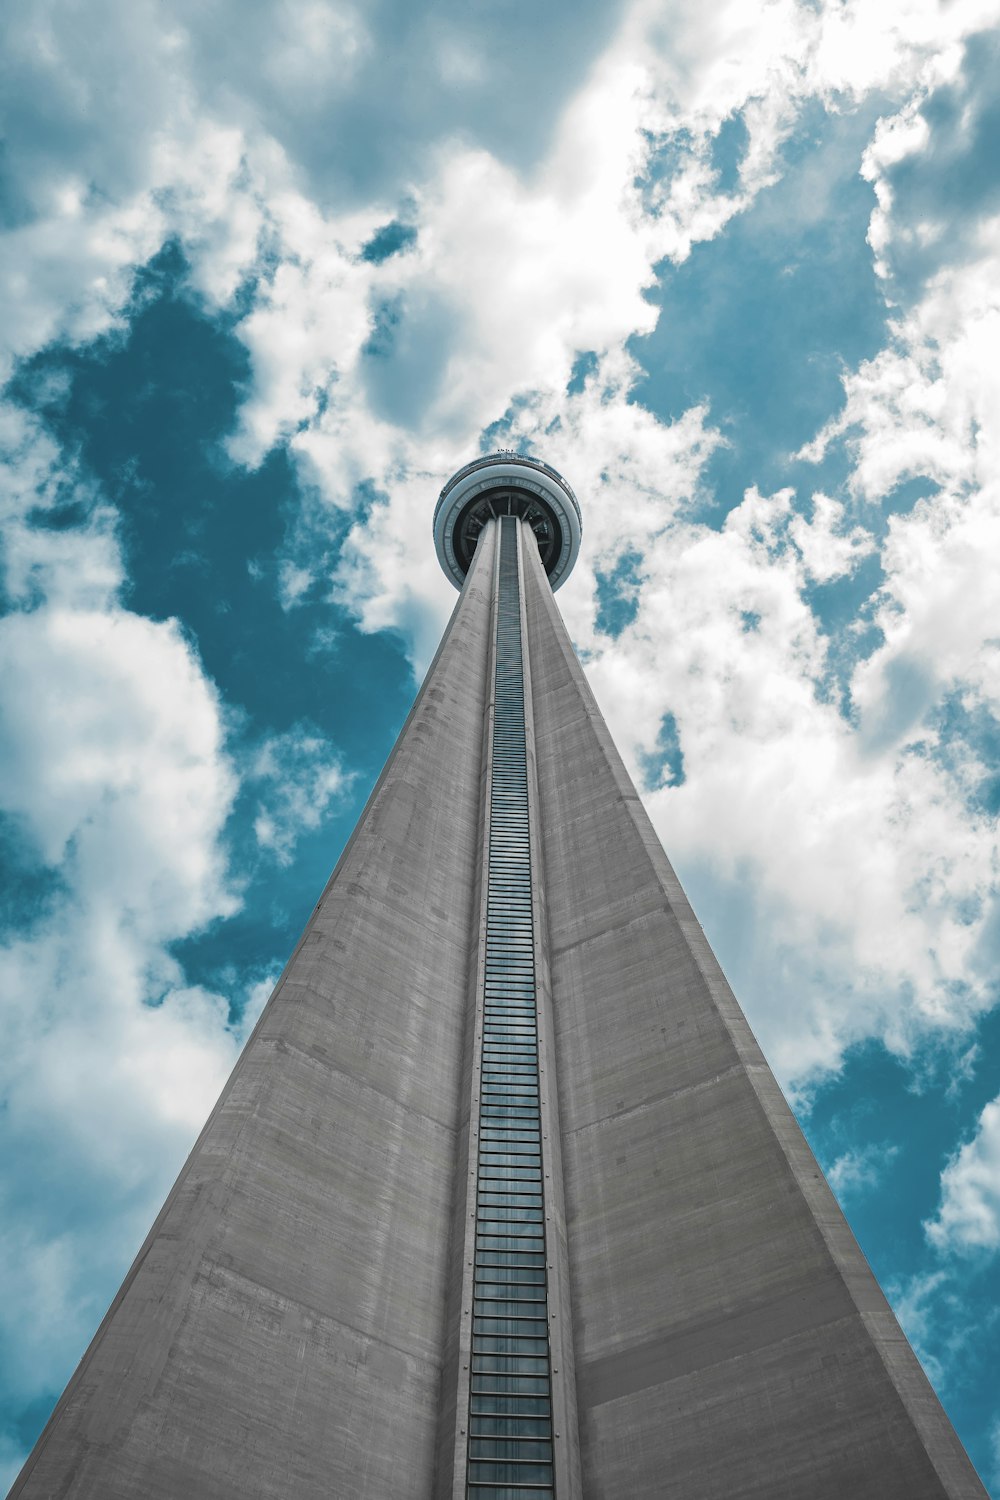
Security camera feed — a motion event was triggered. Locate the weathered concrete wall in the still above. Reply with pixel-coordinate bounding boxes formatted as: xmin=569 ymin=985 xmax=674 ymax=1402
xmin=520 ymin=534 xmax=987 ymax=1500
xmin=11 ymin=529 xmax=497 ymax=1500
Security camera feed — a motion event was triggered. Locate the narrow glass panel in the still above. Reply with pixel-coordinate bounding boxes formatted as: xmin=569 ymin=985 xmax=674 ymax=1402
xmin=471 ymin=1377 xmax=551 ymax=1397
xmin=474 ymin=1267 xmax=547 ymax=1285
xmin=474 ymin=1318 xmax=549 ymax=1338
xmin=479 ymin=1188 xmax=542 ymax=1200
xmin=467 ymin=1462 xmax=554 ymax=1484
xmin=470 ymin=1398 xmax=551 ymax=1418
xmin=473 ymin=1344 xmax=551 ymax=1368
xmin=479 ymin=1129 xmax=540 ymax=1140
xmin=473 ymin=1289 xmax=547 ymax=1305
xmin=476 ymin=1249 xmax=546 ymax=1265
xmin=470 ymin=1439 xmax=553 ymax=1461
xmin=475 ymin=1210 xmax=545 ymax=1226
xmin=474 ymin=1213 xmax=546 ymax=1227
xmin=471 ymin=1420 xmax=551 ymax=1442
xmin=474 ymin=1304 xmax=547 ymax=1319
xmin=480 ymin=1154 xmax=542 ymax=1167
xmin=467 ymin=1487 xmax=554 ymax=1499
xmin=476 ymin=1235 xmax=546 ymax=1251
xmin=477 ymin=1107 xmax=539 ymax=1119
xmin=471 ymin=1355 xmax=550 ymax=1375
xmin=479 ymin=1166 xmax=542 ymax=1181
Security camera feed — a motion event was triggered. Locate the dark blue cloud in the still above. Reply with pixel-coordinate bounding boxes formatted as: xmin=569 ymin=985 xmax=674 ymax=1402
xmin=217 ymin=0 xmax=632 ymax=202
xmin=0 ymin=0 xmax=632 ymax=246
xmin=0 ymin=5 xmax=176 ymax=224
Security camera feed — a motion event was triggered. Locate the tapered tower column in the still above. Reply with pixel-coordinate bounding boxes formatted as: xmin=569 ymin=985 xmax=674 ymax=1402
xmin=11 ymin=450 xmax=987 ymax=1500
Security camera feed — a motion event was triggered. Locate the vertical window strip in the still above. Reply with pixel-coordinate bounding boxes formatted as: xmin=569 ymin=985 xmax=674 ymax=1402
xmin=468 ymin=518 xmax=554 ymax=1497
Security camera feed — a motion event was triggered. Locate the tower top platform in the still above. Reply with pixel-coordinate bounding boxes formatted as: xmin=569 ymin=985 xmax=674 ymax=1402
xmin=433 ymin=451 xmax=582 ymax=590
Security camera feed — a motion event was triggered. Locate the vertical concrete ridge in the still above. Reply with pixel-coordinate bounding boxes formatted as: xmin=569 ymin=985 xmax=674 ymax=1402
xmin=518 ymin=534 xmax=986 ymax=1500
xmin=435 ymin=520 xmax=501 ymax=1500
xmin=11 ymin=534 xmax=498 ymax=1500
xmin=516 ymin=518 xmax=583 ymax=1499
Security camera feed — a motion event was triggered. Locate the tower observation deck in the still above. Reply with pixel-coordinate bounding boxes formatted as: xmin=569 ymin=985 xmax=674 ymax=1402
xmin=11 ymin=455 xmax=987 ymax=1500
xmin=433 ymin=451 xmax=582 ymax=591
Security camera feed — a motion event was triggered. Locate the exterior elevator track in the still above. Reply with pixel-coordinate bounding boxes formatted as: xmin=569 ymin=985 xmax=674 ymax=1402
xmin=466 ymin=516 xmax=555 ymax=1497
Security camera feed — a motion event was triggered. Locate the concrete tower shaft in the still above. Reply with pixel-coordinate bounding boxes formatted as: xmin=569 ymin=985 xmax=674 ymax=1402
xmin=9 ymin=462 xmax=988 ymax=1500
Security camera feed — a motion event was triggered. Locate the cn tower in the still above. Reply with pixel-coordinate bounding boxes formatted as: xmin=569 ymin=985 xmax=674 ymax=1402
xmin=11 ymin=456 xmax=985 ymax=1499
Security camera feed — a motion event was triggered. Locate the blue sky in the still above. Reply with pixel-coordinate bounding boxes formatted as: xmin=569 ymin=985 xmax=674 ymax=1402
xmin=2 ymin=0 xmax=1000 ymax=1488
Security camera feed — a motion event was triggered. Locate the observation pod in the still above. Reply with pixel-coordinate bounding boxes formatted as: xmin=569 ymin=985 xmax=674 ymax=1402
xmin=433 ymin=450 xmax=582 ymax=590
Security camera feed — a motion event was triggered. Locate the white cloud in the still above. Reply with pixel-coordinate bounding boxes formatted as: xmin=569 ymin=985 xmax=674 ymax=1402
xmin=885 ymin=1268 xmax=953 ymax=1389
xmin=3 ymin=0 xmax=997 ymax=406
xmin=806 ymin=221 xmax=1000 ymax=743
xmin=274 ymin=0 xmax=1000 ymax=662
xmin=223 ymin=195 xmax=375 ymax=467
xmin=578 ymin=478 xmax=997 ymax=1086
xmin=827 ymin=1140 xmax=900 ymax=1197
xmin=788 ymin=491 xmax=876 ymax=582
xmin=880 ymin=1259 xmax=997 ymax=1432
xmin=0 ymin=404 xmax=122 ymax=610
xmin=0 ymin=606 xmax=235 ymax=905
xmin=0 ymin=598 xmax=246 ymax=1429
xmin=927 ymin=1096 xmax=1000 ymax=1253
xmin=249 ymin=722 xmax=349 ymax=865
xmin=0 ymin=191 xmax=167 ymax=383
xmin=278 ymin=557 xmax=315 ymax=610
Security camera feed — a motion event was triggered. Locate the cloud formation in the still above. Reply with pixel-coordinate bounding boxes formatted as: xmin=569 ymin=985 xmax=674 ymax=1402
xmin=0 ymin=592 xmax=244 ymax=1436
xmin=928 ymin=1095 xmax=1000 ymax=1252
xmin=250 ymin=722 xmax=349 ymax=865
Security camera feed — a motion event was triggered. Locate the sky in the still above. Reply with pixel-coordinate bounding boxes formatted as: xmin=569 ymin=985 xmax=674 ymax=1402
xmin=1 ymin=0 xmax=999 ymax=1489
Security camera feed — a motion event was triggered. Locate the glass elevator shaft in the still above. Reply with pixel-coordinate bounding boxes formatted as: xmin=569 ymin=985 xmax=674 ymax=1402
xmin=467 ymin=517 xmax=555 ymax=1497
